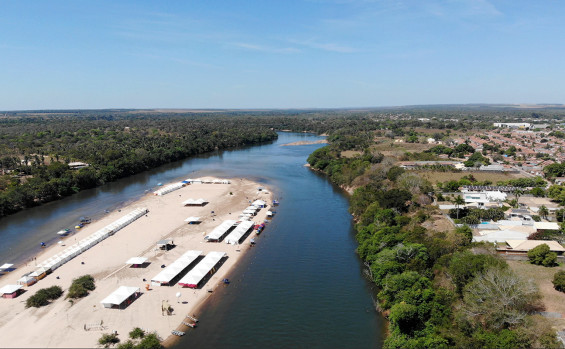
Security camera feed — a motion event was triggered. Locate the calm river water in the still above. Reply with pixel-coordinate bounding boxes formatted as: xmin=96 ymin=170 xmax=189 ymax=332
xmin=0 ymin=132 xmax=384 ymax=348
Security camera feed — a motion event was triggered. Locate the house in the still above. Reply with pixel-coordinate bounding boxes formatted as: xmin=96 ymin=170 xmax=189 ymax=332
xmin=534 ymin=222 xmax=560 ymax=232
xmin=463 ymin=191 xmax=506 ymax=207
xmin=497 ymin=240 xmax=565 ymax=255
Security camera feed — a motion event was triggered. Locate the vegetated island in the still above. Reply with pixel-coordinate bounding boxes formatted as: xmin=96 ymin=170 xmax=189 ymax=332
xmin=0 ymin=177 xmax=273 ymax=348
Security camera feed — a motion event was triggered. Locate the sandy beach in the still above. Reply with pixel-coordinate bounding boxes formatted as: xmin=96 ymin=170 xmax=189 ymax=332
xmin=0 ymin=177 xmax=273 ymax=348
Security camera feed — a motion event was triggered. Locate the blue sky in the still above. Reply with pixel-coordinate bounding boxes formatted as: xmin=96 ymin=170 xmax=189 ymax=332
xmin=1 ymin=0 xmax=563 ymax=110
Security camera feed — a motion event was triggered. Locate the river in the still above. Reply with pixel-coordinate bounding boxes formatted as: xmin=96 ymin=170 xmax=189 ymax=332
xmin=0 ymin=132 xmax=384 ymax=348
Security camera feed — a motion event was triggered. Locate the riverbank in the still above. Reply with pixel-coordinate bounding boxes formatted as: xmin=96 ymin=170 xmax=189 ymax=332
xmin=0 ymin=177 xmax=273 ymax=348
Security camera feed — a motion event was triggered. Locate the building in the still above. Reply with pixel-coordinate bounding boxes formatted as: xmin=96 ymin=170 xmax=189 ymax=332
xmin=497 ymin=240 xmax=565 ymax=255
xmin=493 ymin=122 xmax=532 ymax=129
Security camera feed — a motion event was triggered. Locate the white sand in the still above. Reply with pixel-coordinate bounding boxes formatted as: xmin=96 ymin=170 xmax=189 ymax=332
xmin=0 ymin=177 xmax=273 ymax=348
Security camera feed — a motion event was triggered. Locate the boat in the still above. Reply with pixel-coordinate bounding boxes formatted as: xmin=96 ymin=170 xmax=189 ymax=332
xmin=75 ymin=223 xmax=84 ymax=229
xmin=182 ymin=321 xmax=197 ymax=328
xmin=273 ymin=199 xmax=279 ymax=206
xmin=79 ymin=217 xmax=91 ymax=224
xmin=56 ymin=229 xmax=71 ymax=236
xmin=250 ymin=238 xmax=256 ymax=245
xmin=255 ymin=223 xmax=266 ymax=235
xmin=267 ymin=211 xmax=274 ymax=217
xmin=171 ymin=330 xmax=185 ymax=336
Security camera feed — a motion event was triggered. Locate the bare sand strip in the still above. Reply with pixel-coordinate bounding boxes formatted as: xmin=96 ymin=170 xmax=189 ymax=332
xmin=0 ymin=177 xmax=273 ymax=348
xmin=280 ymin=139 xmax=328 ymax=146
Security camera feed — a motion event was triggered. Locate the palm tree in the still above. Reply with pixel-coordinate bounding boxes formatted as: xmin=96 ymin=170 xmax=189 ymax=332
xmin=539 ymin=205 xmax=549 ymax=220
xmin=454 ymin=195 xmax=465 ymax=219
xmin=513 ymin=188 xmax=524 ymax=208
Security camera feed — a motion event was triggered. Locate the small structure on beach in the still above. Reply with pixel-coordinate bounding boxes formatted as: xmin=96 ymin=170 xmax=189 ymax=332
xmin=178 ymin=251 xmax=227 ymax=288
xmin=125 ymin=257 xmax=148 ymax=268
xmin=204 ymin=220 xmax=237 ymax=242
xmin=182 ymin=198 xmax=208 ymax=207
xmin=17 ymin=275 xmax=37 ymax=287
xmin=156 ymin=239 xmax=174 ymax=251
xmin=184 ymin=216 xmax=201 ymax=224
xmin=100 ymin=286 xmax=141 ymax=309
xmin=252 ymin=200 xmax=266 ymax=208
xmin=151 ymin=250 xmax=202 ymax=286
xmin=224 ymin=221 xmax=255 ymax=245
xmin=153 ymin=182 xmax=185 ymax=196
xmin=0 ymin=284 xmax=23 ymax=299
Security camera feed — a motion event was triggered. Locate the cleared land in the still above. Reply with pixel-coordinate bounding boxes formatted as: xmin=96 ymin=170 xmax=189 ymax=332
xmin=417 ymin=171 xmax=524 ymax=184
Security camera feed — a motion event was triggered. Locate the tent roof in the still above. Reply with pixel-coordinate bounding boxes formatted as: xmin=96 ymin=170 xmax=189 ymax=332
xmin=157 ymin=239 xmax=173 ymax=245
xmin=205 ymin=220 xmax=236 ymax=241
xmin=0 ymin=284 xmax=22 ymax=294
xmin=506 ymin=239 xmax=565 ymax=252
xmin=224 ymin=221 xmax=255 ymax=245
xmin=100 ymin=286 xmax=140 ymax=306
xmin=151 ymin=250 xmax=202 ymax=284
xmin=0 ymin=263 xmax=14 ymax=270
xmin=125 ymin=257 xmax=148 ymax=265
xmin=184 ymin=216 xmax=201 ymax=222
xmin=178 ymin=251 xmax=226 ymax=287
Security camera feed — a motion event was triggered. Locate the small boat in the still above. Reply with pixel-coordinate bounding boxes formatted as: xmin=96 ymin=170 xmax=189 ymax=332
xmin=171 ymin=330 xmax=185 ymax=336
xmin=186 ymin=314 xmax=199 ymax=323
xmin=250 ymin=238 xmax=256 ymax=245
xmin=157 ymin=182 xmax=163 ymax=186
xmin=182 ymin=321 xmax=197 ymax=328
xmin=267 ymin=211 xmax=274 ymax=217
xmin=273 ymin=199 xmax=279 ymax=206
xmin=57 ymin=229 xmax=71 ymax=236
xmin=75 ymin=223 xmax=84 ymax=229
xmin=79 ymin=217 xmax=91 ymax=224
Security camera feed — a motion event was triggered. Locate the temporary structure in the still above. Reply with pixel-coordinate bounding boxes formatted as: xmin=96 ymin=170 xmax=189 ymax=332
xmin=204 ymin=220 xmax=237 ymax=242
xmin=17 ymin=275 xmax=37 ymax=287
xmin=184 ymin=216 xmax=202 ymax=224
xmin=178 ymin=251 xmax=227 ymax=288
xmin=29 ymin=267 xmax=49 ymax=280
xmin=154 ymin=182 xmax=184 ymax=196
xmin=125 ymin=257 xmax=148 ymax=267
xmin=36 ymin=208 xmax=148 ymax=274
xmin=150 ymin=250 xmax=202 ymax=286
xmin=157 ymin=239 xmax=174 ymax=250
xmin=0 ymin=284 xmax=22 ymax=299
xmin=224 ymin=221 xmax=255 ymax=245
xmin=252 ymin=200 xmax=266 ymax=208
xmin=182 ymin=198 xmax=207 ymax=206
xmin=100 ymin=286 xmax=141 ymax=309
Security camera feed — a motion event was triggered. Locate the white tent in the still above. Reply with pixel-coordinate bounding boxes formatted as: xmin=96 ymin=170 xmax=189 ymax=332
xmin=0 ymin=284 xmax=22 ymax=296
xmin=178 ymin=251 xmax=227 ymax=288
xmin=182 ymin=198 xmax=207 ymax=206
xmin=205 ymin=220 xmax=237 ymax=242
xmin=0 ymin=263 xmax=13 ymax=271
xmin=151 ymin=250 xmax=202 ymax=286
xmin=252 ymin=200 xmax=266 ymax=208
xmin=154 ymin=182 xmax=184 ymax=196
xmin=100 ymin=286 xmax=140 ymax=308
xmin=224 ymin=221 xmax=255 ymax=245
xmin=184 ymin=216 xmax=201 ymax=223
xmin=125 ymin=257 xmax=148 ymax=265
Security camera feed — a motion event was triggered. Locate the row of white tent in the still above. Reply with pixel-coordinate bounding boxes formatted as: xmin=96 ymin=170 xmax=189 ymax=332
xmin=151 ymin=250 xmax=202 ymax=286
xmin=224 ymin=221 xmax=255 ymax=245
xmin=154 ymin=182 xmax=185 ymax=196
xmin=178 ymin=251 xmax=226 ymax=288
xmin=204 ymin=220 xmax=237 ymax=242
xmin=185 ymin=178 xmax=230 ymax=184
xmin=34 ymin=208 xmax=148 ymax=276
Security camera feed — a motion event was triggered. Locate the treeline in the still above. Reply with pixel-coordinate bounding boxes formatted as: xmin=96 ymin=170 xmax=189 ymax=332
xmin=0 ymin=114 xmax=277 ymax=218
xmin=307 ymin=141 xmax=559 ymax=347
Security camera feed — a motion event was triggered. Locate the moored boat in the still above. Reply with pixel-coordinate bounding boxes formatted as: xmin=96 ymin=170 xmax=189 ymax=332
xmin=56 ymin=229 xmax=71 ymax=236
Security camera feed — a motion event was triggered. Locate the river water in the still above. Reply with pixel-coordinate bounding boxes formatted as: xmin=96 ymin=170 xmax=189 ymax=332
xmin=0 ymin=132 xmax=384 ymax=348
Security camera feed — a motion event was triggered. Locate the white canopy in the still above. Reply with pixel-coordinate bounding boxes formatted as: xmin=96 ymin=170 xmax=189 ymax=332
xmin=184 ymin=216 xmax=201 ymax=223
xmin=252 ymin=200 xmax=266 ymax=207
xmin=125 ymin=257 xmax=148 ymax=265
xmin=151 ymin=250 xmax=202 ymax=285
xmin=182 ymin=198 xmax=207 ymax=206
xmin=0 ymin=263 xmax=13 ymax=271
xmin=30 ymin=267 xmax=49 ymax=277
xmin=205 ymin=220 xmax=237 ymax=242
xmin=153 ymin=182 xmax=184 ymax=196
xmin=0 ymin=284 xmax=22 ymax=295
xmin=100 ymin=286 xmax=140 ymax=308
xmin=17 ymin=276 xmax=36 ymax=285
xmin=224 ymin=221 xmax=255 ymax=245
xmin=178 ymin=251 xmax=227 ymax=288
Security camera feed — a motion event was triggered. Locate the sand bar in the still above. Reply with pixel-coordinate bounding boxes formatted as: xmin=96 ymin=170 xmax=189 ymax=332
xmin=0 ymin=177 xmax=273 ymax=348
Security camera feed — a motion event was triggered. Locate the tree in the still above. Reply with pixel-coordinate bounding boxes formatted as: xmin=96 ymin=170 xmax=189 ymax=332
xmin=454 ymin=195 xmax=465 ymax=219
xmin=552 ymin=271 xmax=565 ymax=292
xmin=513 ymin=188 xmax=524 ymax=207
xmin=463 ymin=267 xmax=540 ymax=330
xmin=539 ymin=205 xmax=549 ymax=220
xmin=528 ymin=244 xmax=557 ymax=267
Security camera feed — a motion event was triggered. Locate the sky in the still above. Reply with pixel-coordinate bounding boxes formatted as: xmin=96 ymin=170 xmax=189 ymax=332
xmin=1 ymin=0 xmax=564 ymax=110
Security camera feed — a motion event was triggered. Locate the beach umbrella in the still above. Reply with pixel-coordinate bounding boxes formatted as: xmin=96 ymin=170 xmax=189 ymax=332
xmin=176 ymin=292 xmax=181 ymax=303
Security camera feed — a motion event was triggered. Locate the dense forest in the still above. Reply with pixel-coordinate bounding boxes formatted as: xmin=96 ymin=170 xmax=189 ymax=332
xmin=307 ymin=131 xmax=561 ymax=348
xmin=0 ymin=106 xmax=563 ymax=219
xmin=0 ymin=113 xmax=277 ymax=218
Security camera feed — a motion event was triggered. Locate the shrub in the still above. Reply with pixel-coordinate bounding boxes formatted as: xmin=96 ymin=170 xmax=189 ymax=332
xmin=528 ymin=244 xmax=557 ymax=267
xmin=26 ymin=286 xmax=63 ymax=308
xmin=67 ymin=274 xmax=95 ymax=299
xmin=552 ymin=271 xmax=565 ymax=292
xmin=137 ymin=333 xmax=162 ymax=349
xmin=129 ymin=327 xmax=145 ymax=339
xmin=98 ymin=333 xmax=120 ymax=347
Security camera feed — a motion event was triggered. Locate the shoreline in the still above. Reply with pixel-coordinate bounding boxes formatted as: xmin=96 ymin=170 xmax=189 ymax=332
xmin=0 ymin=177 xmax=274 ymax=348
